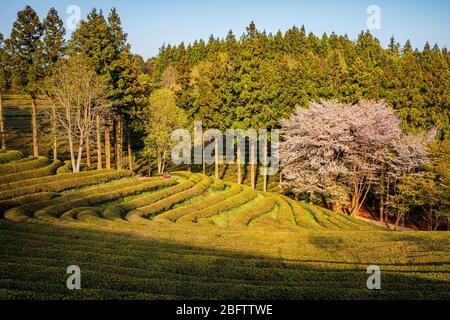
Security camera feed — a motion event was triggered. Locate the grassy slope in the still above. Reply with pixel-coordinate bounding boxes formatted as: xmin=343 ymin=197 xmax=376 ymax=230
xmin=0 ymin=219 xmax=449 ymax=299
xmin=0 ymin=169 xmax=448 ymax=299
xmin=0 ymin=96 xmax=449 ymax=299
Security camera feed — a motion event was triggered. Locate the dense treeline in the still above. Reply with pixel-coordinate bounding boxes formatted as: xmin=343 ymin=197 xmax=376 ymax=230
xmin=144 ymin=22 xmax=449 ymax=137
xmin=0 ymin=7 xmax=448 ymax=229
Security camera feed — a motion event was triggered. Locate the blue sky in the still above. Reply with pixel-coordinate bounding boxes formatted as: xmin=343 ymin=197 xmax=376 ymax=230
xmin=1 ymin=0 xmax=449 ymax=59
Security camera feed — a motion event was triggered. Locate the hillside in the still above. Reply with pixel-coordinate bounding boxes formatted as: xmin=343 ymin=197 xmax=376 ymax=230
xmin=0 ymin=152 xmax=448 ymax=299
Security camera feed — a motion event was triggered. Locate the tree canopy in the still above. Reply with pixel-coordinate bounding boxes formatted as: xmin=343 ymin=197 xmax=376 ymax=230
xmin=145 ymin=23 xmax=449 ymax=137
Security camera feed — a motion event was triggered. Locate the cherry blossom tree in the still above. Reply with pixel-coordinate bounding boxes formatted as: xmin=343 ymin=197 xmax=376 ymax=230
xmin=280 ymin=100 xmax=404 ymax=215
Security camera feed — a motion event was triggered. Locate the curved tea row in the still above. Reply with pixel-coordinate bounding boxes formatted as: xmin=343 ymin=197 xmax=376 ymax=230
xmin=0 ymin=153 xmax=379 ymax=233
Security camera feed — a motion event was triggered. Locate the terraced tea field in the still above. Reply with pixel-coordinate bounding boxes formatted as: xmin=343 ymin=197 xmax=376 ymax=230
xmin=0 ymin=151 xmax=449 ymax=299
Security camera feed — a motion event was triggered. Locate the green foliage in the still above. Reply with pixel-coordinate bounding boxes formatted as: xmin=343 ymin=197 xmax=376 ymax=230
xmin=148 ymin=23 xmax=449 ymax=136
xmin=0 ymin=192 xmax=58 ymax=216
xmin=0 ymin=170 xmax=132 ymax=200
xmin=0 ymin=168 xmax=116 ymax=192
xmin=56 ymin=160 xmax=72 ymax=174
xmin=7 ymin=5 xmax=43 ymax=94
xmin=102 ymin=178 xmax=178 ymax=219
xmin=1 ymin=220 xmax=449 ymax=299
xmin=179 ymin=185 xmax=258 ymax=223
xmin=0 ymin=160 xmax=61 ymax=184
xmin=41 ymin=7 xmax=65 ymax=73
xmin=156 ymin=182 xmax=242 ymax=222
xmin=398 ymin=140 xmax=450 ymax=229
xmin=137 ymin=89 xmax=188 ymax=171
xmin=0 ymin=150 xmax=23 ymax=163
xmin=0 ymin=160 xmax=448 ymax=299
xmin=69 ymin=8 xmax=141 ymax=119
xmin=227 ymin=196 xmax=276 ymax=226
xmin=127 ymin=174 xmax=211 ymax=220
xmin=32 ymin=179 xmax=162 ymax=220
xmin=0 ymin=156 xmax=48 ymax=175
xmin=122 ymin=173 xmax=201 ymax=219
xmin=0 ymin=32 xmax=8 ymax=91
xmin=211 ymin=178 xmax=225 ymax=191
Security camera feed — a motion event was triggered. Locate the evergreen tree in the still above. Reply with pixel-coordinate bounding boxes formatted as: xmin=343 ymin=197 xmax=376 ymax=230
xmin=42 ymin=7 xmax=65 ymax=72
xmin=70 ymin=8 xmax=139 ymax=170
xmin=42 ymin=7 xmax=65 ymax=161
xmin=8 ymin=6 xmax=43 ymax=156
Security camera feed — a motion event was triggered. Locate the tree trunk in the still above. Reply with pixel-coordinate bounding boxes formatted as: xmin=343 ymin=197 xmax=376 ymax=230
xmin=119 ymin=117 xmax=123 ymax=169
xmin=433 ymin=217 xmax=441 ymax=231
xmin=113 ymin=118 xmax=117 ymax=164
xmin=428 ymin=207 xmax=433 ymax=231
xmin=379 ymin=168 xmax=385 ymax=222
xmin=331 ymin=201 xmax=340 ymax=212
xmin=75 ymin=138 xmax=83 ymax=173
xmin=31 ymin=92 xmax=39 ymax=157
xmin=115 ymin=117 xmax=123 ymax=170
xmin=202 ymin=131 xmax=205 ymax=175
xmin=105 ymin=123 xmax=111 ymax=169
xmin=86 ymin=130 xmax=92 ymax=169
xmin=157 ymin=158 xmax=162 ymax=174
xmin=250 ymin=142 xmax=255 ymax=189
xmin=96 ymin=114 xmax=103 ymax=170
xmin=263 ymin=137 xmax=268 ymax=192
xmin=237 ymin=140 xmax=242 ymax=184
xmin=215 ymin=137 xmax=219 ymax=179
xmin=127 ymin=125 xmax=133 ymax=171
xmin=385 ymin=176 xmax=390 ymax=222
xmin=68 ymin=131 xmax=76 ymax=172
xmin=379 ymin=197 xmax=384 ymax=222
xmin=147 ymin=157 xmax=152 ymax=177
xmin=394 ymin=213 xmax=403 ymax=231
xmin=0 ymin=92 xmax=6 ymax=150
xmin=52 ymin=105 xmax=57 ymax=161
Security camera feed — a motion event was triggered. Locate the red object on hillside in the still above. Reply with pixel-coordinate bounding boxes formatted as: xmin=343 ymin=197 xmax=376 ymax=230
xmin=162 ymin=172 xmax=171 ymax=179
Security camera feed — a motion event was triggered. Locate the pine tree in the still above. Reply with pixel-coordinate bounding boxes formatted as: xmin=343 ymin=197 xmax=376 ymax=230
xmin=42 ymin=7 xmax=65 ymax=161
xmin=388 ymin=36 xmax=400 ymax=57
xmin=8 ymin=6 xmax=43 ymax=157
xmin=69 ymin=8 xmax=137 ymax=170
xmin=402 ymin=39 xmax=413 ymax=54
xmin=42 ymin=7 xmax=65 ymax=71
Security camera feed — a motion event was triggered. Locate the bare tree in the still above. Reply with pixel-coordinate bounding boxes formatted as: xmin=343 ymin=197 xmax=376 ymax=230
xmin=44 ymin=55 xmax=109 ymax=172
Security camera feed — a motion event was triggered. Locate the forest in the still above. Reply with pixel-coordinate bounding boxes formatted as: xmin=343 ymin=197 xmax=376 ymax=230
xmin=0 ymin=6 xmax=448 ymax=231
xmin=0 ymin=4 xmax=449 ymax=301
